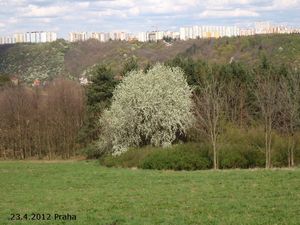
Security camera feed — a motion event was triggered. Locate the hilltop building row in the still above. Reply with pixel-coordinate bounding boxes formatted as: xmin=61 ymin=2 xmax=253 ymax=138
xmin=1 ymin=22 xmax=300 ymax=45
xmin=0 ymin=31 xmax=57 ymax=45
xmin=179 ymin=22 xmax=300 ymax=40
xmin=68 ymin=22 xmax=300 ymax=43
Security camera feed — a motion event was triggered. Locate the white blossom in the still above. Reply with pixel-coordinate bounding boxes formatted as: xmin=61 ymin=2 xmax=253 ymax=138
xmin=101 ymin=63 xmax=194 ymax=155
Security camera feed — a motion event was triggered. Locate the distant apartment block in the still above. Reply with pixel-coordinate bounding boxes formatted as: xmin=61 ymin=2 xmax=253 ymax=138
xmin=137 ymin=31 xmax=179 ymax=42
xmin=180 ymin=25 xmax=240 ymax=40
xmin=69 ymin=32 xmax=87 ymax=42
xmin=239 ymin=28 xmax=255 ymax=36
xmin=0 ymin=31 xmax=57 ymax=45
xmin=138 ymin=32 xmax=148 ymax=42
xmin=255 ymin=21 xmax=272 ymax=34
xmin=69 ymin=31 xmax=129 ymax=42
xmin=179 ymin=22 xmax=299 ymax=41
xmin=0 ymin=36 xmax=15 ymax=44
xmin=254 ymin=21 xmax=297 ymax=34
xmin=26 ymin=31 xmax=57 ymax=43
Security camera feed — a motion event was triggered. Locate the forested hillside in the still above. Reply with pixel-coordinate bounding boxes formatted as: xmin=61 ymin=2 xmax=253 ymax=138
xmin=0 ymin=40 xmax=69 ymax=82
xmin=0 ymin=34 xmax=300 ymax=82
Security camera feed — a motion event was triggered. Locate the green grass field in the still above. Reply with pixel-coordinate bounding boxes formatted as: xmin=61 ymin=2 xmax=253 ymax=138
xmin=0 ymin=161 xmax=299 ymax=225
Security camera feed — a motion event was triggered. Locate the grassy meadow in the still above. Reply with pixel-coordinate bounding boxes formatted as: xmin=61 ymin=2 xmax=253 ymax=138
xmin=0 ymin=161 xmax=299 ymax=225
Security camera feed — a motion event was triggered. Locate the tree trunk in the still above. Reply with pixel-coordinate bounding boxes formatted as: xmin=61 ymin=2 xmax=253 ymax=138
xmin=265 ymin=127 xmax=269 ymax=169
xmin=268 ymin=129 xmax=272 ymax=168
xmin=289 ymin=137 xmax=295 ymax=167
xmin=291 ymin=147 xmax=294 ymax=167
xmin=212 ymin=140 xmax=218 ymax=170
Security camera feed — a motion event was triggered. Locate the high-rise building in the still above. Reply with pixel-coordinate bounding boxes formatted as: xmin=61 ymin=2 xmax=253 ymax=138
xmin=0 ymin=36 xmax=15 ymax=44
xmin=179 ymin=25 xmax=241 ymax=40
xmin=100 ymin=33 xmax=109 ymax=42
xmin=240 ymin=28 xmax=255 ymax=36
xmin=138 ymin=32 xmax=148 ymax=42
xmin=137 ymin=31 xmax=169 ymax=42
xmin=13 ymin=33 xmax=25 ymax=43
xmin=23 ymin=31 xmax=57 ymax=43
xmin=255 ymin=21 xmax=272 ymax=34
xmin=180 ymin=27 xmax=189 ymax=40
xmin=1 ymin=31 xmax=56 ymax=45
xmin=155 ymin=31 xmax=164 ymax=41
xmin=69 ymin=32 xmax=87 ymax=42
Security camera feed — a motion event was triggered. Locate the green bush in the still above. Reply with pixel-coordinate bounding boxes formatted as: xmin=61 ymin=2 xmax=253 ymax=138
xmin=99 ymin=127 xmax=300 ymax=170
xmin=219 ymin=145 xmax=248 ymax=169
xmin=272 ymin=134 xmax=292 ymax=167
xmin=101 ymin=143 xmax=212 ymax=170
xmin=100 ymin=146 xmax=155 ymax=168
xmin=294 ymin=133 xmax=300 ymax=165
xmin=141 ymin=149 xmax=210 ymax=170
xmin=219 ymin=144 xmax=264 ymax=169
xmin=82 ymin=142 xmax=103 ymax=159
xmin=243 ymin=148 xmax=265 ymax=168
xmin=219 ymin=125 xmax=265 ymax=168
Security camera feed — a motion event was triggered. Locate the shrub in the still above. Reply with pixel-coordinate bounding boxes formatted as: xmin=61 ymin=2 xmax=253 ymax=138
xmin=219 ymin=145 xmax=248 ymax=169
xmin=82 ymin=142 xmax=103 ymax=159
xmin=100 ymin=63 xmax=194 ymax=155
xmin=100 ymin=127 xmax=300 ymax=170
xmin=272 ymin=133 xmax=291 ymax=167
xmin=101 ymin=143 xmax=212 ymax=171
xmin=219 ymin=144 xmax=264 ymax=169
xmin=294 ymin=133 xmax=300 ymax=165
xmin=243 ymin=148 xmax=265 ymax=168
xmin=100 ymin=147 xmax=155 ymax=168
xmin=219 ymin=125 xmax=265 ymax=168
xmin=141 ymin=149 xmax=210 ymax=170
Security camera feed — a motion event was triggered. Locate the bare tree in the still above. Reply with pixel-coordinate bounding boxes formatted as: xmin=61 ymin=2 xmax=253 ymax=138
xmin=0 ymin=86 xmax=33 ymax=158
xmin=277 ymin=71 xmax=300 ymax=167
xmin=0 ymin=79 xmax=85 ymax=159
xmin=253 ymin=70 xmax=280 ymax=169
xmin=46 ymin=79 xmax=85 ymax=159
xmin=194 ymin=74 xmax=224 ymax=170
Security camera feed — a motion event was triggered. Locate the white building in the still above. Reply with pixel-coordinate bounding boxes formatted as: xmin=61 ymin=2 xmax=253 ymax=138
xmin=46 ymin=32 xmax=57 ymax=42
xmin=13 ymin=33 xmax=25 ymax=43
xmin=255 ymin=21 xmax=272 ymax=34
xmin=180 ymin=27 xmax=189 ymax=40
xmin=163 ymin=31 xmax=180 ymax=40
xmin=0 ymin=36 xmax=15 ymax=44
xmin=1 ymin=31 xmax=56 ymax=45
xmin=69 ymin=32 xmax=87 ymax=42
xmin=138 ymin=32 xmax=148 ymax=42
xmin=69 ymin=31 xmax=129 ymax=42
xmin=25 ymin=31 xmax=57 ymax=43
xmin=137 ymin=31 xmax=169 ymax=42
xmin=180 ymin=25 xmax=241 ymax=40
xmin=155 ymin=31 xmax=164 ymax=41
xmin=100 ymin=33 xmax=109 ymax=42
xmin=240 ymin=28 xmax=255 ymax=36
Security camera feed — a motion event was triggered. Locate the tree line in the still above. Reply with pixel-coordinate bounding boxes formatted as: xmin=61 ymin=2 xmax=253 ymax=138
xmin=0 ymin=79 xmax=85 ymax=159
xmin=167 ymin=56 xmax=300 ymax=169
xmin=0 ymin=56 xmax=300 ymax=169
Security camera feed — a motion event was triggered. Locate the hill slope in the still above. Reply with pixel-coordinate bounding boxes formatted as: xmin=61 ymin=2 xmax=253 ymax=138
xmin=0 ymin=40 xmax=69 ymax=82
xmin=0 ymin=34 xmax=300 ymax=82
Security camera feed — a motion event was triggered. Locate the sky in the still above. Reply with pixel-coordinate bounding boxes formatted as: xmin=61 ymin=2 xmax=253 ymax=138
xmin=0 ymin=0 xmax=300 ymax=38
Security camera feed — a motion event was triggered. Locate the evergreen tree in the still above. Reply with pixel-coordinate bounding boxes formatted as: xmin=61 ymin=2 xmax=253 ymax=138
xmin=121 ymin=57 xmax=138 ymax=76
xmin=79 ymin=65 xmax=118 ymax=144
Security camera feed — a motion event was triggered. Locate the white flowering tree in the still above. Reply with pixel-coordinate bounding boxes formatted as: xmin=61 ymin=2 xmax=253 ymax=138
xmin=100 ymin=63 xmax=194 ymax=155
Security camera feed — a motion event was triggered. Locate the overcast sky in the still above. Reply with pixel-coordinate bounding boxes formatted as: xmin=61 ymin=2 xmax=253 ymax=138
xmin=0 ymin=0 xmax=300 ymax=38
